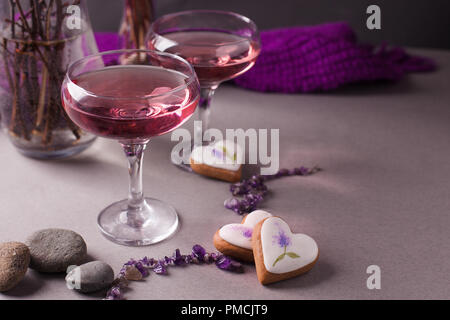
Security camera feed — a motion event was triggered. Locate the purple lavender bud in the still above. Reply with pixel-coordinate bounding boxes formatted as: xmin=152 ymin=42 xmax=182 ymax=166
xmin=243 ymin=195 xmax=260 ymax=211
xmin=192 ymin=244 xmax=206 ymax=261
xmin=159 ymin=259 xmax=168 ymax=266
xmin=106 ymin=286 xmax=122 ymax=300
xmin=230 ymin=182 xmax=240 ymax=191
xmin=224 ymin=197 xmax=239 ymax=209
xmin=164 ymin=256 xmax=174 ymax=265
xmin=140 ymin=256 xmax=155 ymax=266
xmin=210 ymin=252 xmax=218 ymax=261
xmin=172 ymin=249 xmax=185 ymax=266
xmin=251 ymin=175 xmax=265 ymax=187
xmin=278 ymin=168 xmax=289 ymax=176
xmin=239 ymin=199 xmax=249 ymax=208
xmin=215 ymin=255 xmax=243 ymax=273
xmin=245 ymin=193 xmax=263 ymax=204
xmin=184 ymin=255 xmax=193 ymax=264
xmin=230 ymin=182 xmax=249 ymax=196
xmin=230 ymin=185 xmax=239 ymax=196
xmin=237 ymin=200 xmax=251 ymax=214
xmin=134 ymin=261 xmax=149 ymax=277
xmin=153 ymin=262 xmax=167 ymax=275
xmin=246 ymin=194 xmax=255 ymax=202
xmin=124 ymin=258 xmax=137 ymax=266
xmin=234 ymin=206 xmax=245 ymax=215
xmin=249 ymin=179 xmax=260 ymax=188
xmin=207 ymin=254 xmax=216 ymax=263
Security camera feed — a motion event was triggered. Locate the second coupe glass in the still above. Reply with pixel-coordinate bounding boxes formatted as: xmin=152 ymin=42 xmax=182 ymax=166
xmin=146 ymin=10 xmax=261 ymax=169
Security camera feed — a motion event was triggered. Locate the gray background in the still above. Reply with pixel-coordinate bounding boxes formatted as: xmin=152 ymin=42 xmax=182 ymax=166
xmin=87 ymin=0 xmax=450 ymax=49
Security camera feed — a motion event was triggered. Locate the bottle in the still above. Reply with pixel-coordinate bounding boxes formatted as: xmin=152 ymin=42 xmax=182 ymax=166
xmin=119 ymin=0 xmax=154 ymax=49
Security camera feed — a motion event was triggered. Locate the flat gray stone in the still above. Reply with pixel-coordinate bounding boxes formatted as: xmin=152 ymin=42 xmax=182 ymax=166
xmin=27 ymin=229 xmax=87 ymax=273
xmin=66 ymin=261 xmax=114 ymax=293
xmin=0 ymin=242 xmax=30 ymax=292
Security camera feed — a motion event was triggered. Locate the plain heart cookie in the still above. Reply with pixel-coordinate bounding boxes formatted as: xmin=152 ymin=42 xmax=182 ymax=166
xmin=190 ymin=140 xmax=243 ymax=182
xmin=252 ymin=216 xmax=319 ymax=285
xmin=213 ymin=210 xmax=273 ymax=262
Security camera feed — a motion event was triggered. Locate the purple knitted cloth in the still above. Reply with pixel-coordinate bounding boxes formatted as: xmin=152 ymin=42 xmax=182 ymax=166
xmin=234 ymin=22 xmax=436 ymax=93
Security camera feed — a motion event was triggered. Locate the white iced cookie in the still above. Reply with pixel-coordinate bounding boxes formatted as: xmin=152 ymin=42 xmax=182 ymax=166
xmin=213 ymin=210 xmax=273 ymax=262
xmin=252 ymin=216 xmax=319 ymax=285
xmin=190 ymin=140 xmax=243 ymax=182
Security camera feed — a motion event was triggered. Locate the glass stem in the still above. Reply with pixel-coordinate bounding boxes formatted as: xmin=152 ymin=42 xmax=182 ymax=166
xmin=195 ymin=86 xmax=217 ymax=143
xmin=121 ymin=141 xmax=149 ymax=227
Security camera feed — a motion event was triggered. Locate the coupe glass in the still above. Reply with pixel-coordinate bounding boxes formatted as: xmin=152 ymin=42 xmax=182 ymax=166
xmin=61 ymin=50 xmax=200 ymax=246
xmin=146 ymin=10 xmax=261 ymax=169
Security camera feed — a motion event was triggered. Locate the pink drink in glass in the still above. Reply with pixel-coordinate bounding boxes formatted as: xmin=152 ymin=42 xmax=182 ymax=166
xmin=62 ymin=65 xmax=198 ymax=141
xmin=152 ymin=31 xmax=260 ymax=86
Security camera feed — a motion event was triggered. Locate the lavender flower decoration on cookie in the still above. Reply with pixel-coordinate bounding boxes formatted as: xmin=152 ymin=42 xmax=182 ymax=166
xmin=212 ymin=148 xmax=225 ymax=160
xmin=231 ymin=225 xmax=253 ymax=239
xmin=272 ymin=228 xmax=300 ymax=267
xmin=212 ymin=146 xmax=237 ymax=162
xmin=242 ymin=228 xmax=252 ymax=239
xmin=274 ymin=229 xmax=291 ymax=247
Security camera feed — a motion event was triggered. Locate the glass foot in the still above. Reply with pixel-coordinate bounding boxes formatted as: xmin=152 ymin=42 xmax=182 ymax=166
xmin=97 ymin=197 xmax=179 ymax=246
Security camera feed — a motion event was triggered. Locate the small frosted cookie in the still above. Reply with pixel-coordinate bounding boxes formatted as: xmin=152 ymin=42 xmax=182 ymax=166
xmin=213 ymin=210 xmax=273 ymax=262
xmin=190 ymin=140 xmax=243 ymax=182
xmin=252 ymin=216 xmax=319 ymax=285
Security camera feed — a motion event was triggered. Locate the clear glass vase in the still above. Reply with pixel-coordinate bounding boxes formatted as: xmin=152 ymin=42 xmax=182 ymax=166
xmin=0 ymin=0 xmax=98 ymax=159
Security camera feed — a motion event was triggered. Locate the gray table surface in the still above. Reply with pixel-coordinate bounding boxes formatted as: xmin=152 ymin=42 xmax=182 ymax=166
xmin=0 ymin=48 xmax=449 ymax=300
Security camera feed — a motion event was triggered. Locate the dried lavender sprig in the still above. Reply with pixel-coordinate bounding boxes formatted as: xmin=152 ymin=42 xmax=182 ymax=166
xmin=224 ymin=165 xmax=322 ymax=215
xmin=104 ymin=244 xmax=242 ymax=300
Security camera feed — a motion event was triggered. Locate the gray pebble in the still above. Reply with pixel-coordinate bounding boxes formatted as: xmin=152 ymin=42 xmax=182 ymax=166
xmin=0 ymin=242 xmax=30 ymax=292
xmin=66 ymin=261 xmax=114 ymax=293
xmin=27 ymin=228 xmax=87 ymax=273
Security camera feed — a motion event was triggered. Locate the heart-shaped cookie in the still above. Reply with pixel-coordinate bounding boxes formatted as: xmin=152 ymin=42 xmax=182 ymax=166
xmin=213 ymin=210 xmax=273 ymax=262
xmin=252 ymin=216 xmax=319 ymax=285
xmin=190 ymin=140 xmax=243 ymax=182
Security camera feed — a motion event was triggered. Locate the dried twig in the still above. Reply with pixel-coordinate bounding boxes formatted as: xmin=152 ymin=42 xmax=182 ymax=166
xmin=4 ymin=0 xmax=82 ymax=145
